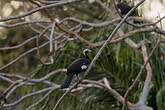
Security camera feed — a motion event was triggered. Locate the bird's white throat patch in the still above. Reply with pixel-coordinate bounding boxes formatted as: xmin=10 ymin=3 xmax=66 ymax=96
xmin=81 ymin=65 xmax=87 ymax=70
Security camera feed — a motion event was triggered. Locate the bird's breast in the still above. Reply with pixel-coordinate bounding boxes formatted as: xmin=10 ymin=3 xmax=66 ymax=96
xmin=67 ymin=58 xmax=90 ymax=75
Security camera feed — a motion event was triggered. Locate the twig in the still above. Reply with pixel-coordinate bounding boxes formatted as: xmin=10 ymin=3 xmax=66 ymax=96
xmin=36 ymin=26 xmax=51 ymax=64
xmin=0 ymin=0 xmax=80 ymax=22
xmin=39 ymin=95 xmax=50 ymax=110
xmin=0 ymin=41 xmax=49 ymax=70
xmin=0 ymin=21 xmax=50 ymax=28
xmin=103 ymin=78 xmax=134 ymax=108
xmin=60 ymin=16 xmax=143 ymax=28
xmin=49 ymin=21 xmax=56 ymax=64
xmin=25 ymin=88 xmax=55 ymax=110
xmin=0 ymin=35 xmax=37 ymax=50
xmin=4 ymin=87 xmax=56 ymax=108
xmin=139 ymin=42 xmax=152 ymax=104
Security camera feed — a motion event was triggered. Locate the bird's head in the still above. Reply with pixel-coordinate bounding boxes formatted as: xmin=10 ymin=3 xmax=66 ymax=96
xmin=83 ymin=49 xmax=91 ymax=58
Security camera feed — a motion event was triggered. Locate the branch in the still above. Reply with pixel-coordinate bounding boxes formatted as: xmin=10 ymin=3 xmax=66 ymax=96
xmin=103 ymin=78 xmax=134 ymax=107
xmin=123 ymin=39 xmax=160 ymax=109
xmin=0 ymin=0 xmax=80 ymax=22
xmin=139 ymin=43 xmax=152 ymax=104
xmin=4 ymin=87 xmax=57 ymax=108
xmin=0 ymin=21 xmax=50 ymax=28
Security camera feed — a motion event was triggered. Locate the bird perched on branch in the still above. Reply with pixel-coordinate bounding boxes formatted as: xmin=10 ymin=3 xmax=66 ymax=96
xmin=61 ymin=49 xmax=91 ymax=89
xmin=116 ymin=1 xmax=140 ymax=24
xmin=116 ymin=2 xmax=136 ymax=16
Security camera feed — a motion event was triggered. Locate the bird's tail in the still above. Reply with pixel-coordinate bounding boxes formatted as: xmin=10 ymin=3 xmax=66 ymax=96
xmin=61 ymin=73 xmax=74 ymax=89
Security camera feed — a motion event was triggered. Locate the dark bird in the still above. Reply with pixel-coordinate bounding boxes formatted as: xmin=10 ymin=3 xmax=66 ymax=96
xmin=116 ymin=2 xmax=136 ymax=16
xmin=116 ymin=2 xmax=140 ymax=24
xmin=61 ymin=49 xmax=91 ymax=89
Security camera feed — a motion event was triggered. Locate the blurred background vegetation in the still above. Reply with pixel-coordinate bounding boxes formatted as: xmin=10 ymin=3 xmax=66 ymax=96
xmin=0 ymin=0 xmax=165 ymax=110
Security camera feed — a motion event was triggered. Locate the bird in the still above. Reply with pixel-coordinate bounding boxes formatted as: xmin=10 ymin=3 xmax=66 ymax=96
xmin=116 ymin=2 xmax=136 ymax=16
xmin=61 ymin=49 xmax=91 ymax=89
xmin=116 ymin=2 xmax=140 ymax=24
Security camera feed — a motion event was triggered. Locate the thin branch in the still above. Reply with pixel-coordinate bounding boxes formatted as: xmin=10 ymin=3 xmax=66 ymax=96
xmin=139 ymin=43 xmax=152 ymax=104
xmin=0 ymin=21 xmax=50 ymax=28
xmin=0 ymin=35 xmax=37 ymax=50
xmin=49 ymin=21 xmax=56 ymax=64
xmin=0 ymin=41 xmax=48 ymax=70
xmin=0 ymin=0 xmax=80 ymax=22
xmin=103 ymin=78 xmax=134 ymax=108
xmin=25 ymin=88 xmax=55 ymax=110
xmin=4 ymin=87 xmax=56 ymax=108
xmin=60 ymin=16 xmax=144 ymax=28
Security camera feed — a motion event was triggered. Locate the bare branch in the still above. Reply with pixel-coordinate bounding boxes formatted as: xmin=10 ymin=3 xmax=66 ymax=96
xmin=0 ymin=0 xmax=80 ymax=22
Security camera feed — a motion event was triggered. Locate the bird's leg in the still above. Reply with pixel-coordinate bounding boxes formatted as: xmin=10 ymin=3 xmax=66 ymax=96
xmin=75 ymin=74 xmax=80 ymax=88
xmin=76 ymin=74 xmax=80 ymax=82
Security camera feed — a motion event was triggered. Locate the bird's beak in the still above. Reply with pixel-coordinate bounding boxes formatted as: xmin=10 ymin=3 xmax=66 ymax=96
xmin=84 ymin=48 xmax=91 ymax=53
xmin=87 ymin=49 xmax=92 ymax=52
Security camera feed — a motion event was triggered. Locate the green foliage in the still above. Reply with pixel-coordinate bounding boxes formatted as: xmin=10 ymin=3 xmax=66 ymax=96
xmin=156 ymin=85 xmax=165 ymax=110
